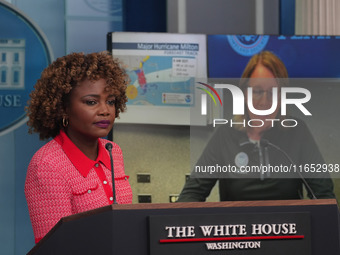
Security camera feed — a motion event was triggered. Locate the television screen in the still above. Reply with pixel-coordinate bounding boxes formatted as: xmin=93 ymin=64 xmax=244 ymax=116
xmin=203 ymin=34 xmax=340 ymax=172
xmin=208 ymin=35 xmax=340 ymax=78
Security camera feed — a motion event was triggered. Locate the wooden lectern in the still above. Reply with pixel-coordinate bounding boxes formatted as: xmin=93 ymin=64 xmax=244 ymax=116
xmin=27 ymin=199 xmax=340 ymax=255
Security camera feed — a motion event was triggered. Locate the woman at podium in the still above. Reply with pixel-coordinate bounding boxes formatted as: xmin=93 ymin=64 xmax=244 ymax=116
xmin=24 ymin=52 xmax=133 ymax=243
xmin=178 ymin=51 xmax=335 ymax=202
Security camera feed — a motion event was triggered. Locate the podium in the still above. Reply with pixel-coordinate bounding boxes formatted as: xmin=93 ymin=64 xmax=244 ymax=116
xmin=28 ymin=199 xmax=340 ymax=255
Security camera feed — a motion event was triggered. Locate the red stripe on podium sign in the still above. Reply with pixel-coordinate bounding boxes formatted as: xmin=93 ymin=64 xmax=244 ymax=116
xmin=159 ymin=235 xmax=304 ymax=243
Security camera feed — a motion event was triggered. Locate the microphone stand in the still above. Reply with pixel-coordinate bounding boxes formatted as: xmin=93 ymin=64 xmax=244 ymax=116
xmin=105 ymin=143 xmax=117 ymax=204
xmin=261 ymin=139 xmax=317 ymax=199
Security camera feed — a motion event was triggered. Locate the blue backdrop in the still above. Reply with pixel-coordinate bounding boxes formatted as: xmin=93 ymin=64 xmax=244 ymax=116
xmin=208 ymin=35 xmax=340 ymax=78
xmin=0 ymin=2 xmax=52 ymax=254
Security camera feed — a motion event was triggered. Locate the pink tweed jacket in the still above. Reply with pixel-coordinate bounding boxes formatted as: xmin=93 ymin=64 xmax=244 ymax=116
xmin=25 ymin=131 xmax=132 ymax=243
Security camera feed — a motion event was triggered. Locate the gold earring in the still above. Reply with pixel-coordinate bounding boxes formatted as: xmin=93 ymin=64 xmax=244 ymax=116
xmin=62 ymin=117 xmax=69 ymax=127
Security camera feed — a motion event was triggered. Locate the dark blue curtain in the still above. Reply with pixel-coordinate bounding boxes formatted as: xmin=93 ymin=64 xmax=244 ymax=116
xmin=123 ymin=0 xmax=167 ymax=32
xmin=280 ymin=0 xmax=295 ymax=35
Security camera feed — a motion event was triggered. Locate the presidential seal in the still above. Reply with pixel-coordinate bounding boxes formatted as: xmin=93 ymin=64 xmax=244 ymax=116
xmin=227 ymin=35 xmax=269 ymax=57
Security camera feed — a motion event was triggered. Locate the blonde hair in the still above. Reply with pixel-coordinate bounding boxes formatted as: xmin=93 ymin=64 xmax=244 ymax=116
xmin=234 ymin=51 xmax=289 ymax=130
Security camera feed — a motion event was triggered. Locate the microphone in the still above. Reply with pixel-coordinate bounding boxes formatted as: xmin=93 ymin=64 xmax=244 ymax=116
xmin=261 ymin=139 xmax=317 ymax=199
xmin=240 ymin=139 xmax=269 ymax=180
xmin=105 ymin=143 xmax=117 ymax=204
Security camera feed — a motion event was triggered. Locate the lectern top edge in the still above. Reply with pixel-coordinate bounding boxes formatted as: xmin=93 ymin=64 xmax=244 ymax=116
xmin=109 ymin=199 xmax=338 ymax=211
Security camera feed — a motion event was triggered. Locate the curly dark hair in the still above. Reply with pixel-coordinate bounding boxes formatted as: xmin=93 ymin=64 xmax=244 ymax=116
xmin=26 ymin=52 xmax=129 ymax=140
